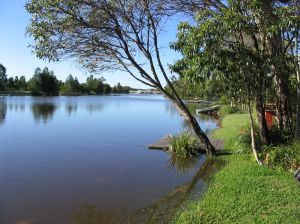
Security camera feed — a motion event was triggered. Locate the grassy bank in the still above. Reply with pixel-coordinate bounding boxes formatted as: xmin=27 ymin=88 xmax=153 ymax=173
xmin=173 ymin=114 xmax=300 ymax=224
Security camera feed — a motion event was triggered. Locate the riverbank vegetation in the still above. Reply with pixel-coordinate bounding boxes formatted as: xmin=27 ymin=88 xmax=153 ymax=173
xmin=0 ymin=65 xmax=130 ymax=96
xmin=169 ymin=0 xmax=300 ymax=169
xmin=173 ymin=114 xmax=300 ymax=224
xmin=170 ymin=131 xmax=199 ymax=157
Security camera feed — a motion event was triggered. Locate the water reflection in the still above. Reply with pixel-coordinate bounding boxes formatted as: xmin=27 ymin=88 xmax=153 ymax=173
xmin=74 ymin=205 xmax=121 ymax=224
xmin=1 ymin=97 xmax=107 ymax=123
xmin=7 ymin=102 xmax=25 ymax=112
xmin=129 ymin=158 xmax=226 ymax=224
xmin=66 ymin=103 xmax=78 ymax=116
xmin=164 ymin=101 xmax=178 ymax=118
xmin=168 ymin=154 xmax=200 ymax=174
xmin=73 ymin=158 xmax=226 ymax=224
xmin=86 ymin=104 xmax=104 ymax=113
xmin=0 ymin=98 xmax=7 ymax=125
xmin=31 ymin=103 xmax=57 ymax=123
xmin=1 ymin=96 xmax=220 ymax=224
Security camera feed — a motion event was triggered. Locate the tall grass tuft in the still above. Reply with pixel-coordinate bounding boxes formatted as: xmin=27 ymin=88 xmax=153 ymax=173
xmin=170 ymin=130 xmax=199 ymax=158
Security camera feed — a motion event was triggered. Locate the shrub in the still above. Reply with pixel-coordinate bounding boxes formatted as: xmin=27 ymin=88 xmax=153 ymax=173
xmin=219 ymin=105 xmax=239 ymax=116
xmin=263 ymin=142 xmax=300 ymax=171
xmin=235 ymin=130 xmax=252 ymax=153
xmin=170 ymin=130 xmax=199 ymax=158
xmin=235 ymin=125 xmax=261 ymax=154
xmin=268 ymin=124 xmax=290 ymax=145
xmin=219 ymin=95 xmax=230 ymax=105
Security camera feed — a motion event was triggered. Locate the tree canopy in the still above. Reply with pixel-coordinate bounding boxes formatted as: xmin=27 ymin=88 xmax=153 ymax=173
xmin=0 ymin=63 xmax=7 ymax=91
xmin=169 ymin=0 xmax=300 ymax=161
xmin=28 ymin=67 xmax=60 ymax=96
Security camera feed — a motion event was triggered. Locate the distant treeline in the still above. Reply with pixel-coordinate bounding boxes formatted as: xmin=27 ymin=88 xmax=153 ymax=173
xmin=0 ymin=66 xmax=130 ymax=96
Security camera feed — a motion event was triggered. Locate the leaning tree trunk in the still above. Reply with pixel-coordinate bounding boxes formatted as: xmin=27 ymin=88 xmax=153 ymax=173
xmin=164 ymin=92 xmax=216 ymax=156
xmin=146 ymin=12 xmax=216 ymax=156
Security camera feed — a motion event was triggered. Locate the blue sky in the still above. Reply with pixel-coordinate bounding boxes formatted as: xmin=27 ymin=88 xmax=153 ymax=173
xmin=0 ymin=0 xmax=183 ymax=88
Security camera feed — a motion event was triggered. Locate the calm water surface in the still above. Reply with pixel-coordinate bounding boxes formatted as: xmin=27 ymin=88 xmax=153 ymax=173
xmin=0 ymin=95 xmax=219 ymax=224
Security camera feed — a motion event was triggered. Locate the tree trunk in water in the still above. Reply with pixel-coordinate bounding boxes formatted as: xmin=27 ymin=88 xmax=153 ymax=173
xmin=165 ymin=94 xmax=216 ymax=156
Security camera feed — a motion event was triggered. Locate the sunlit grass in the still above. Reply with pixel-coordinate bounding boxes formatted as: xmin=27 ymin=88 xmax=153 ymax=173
xmin=173 ymin=113 xmax=300 ymax=224
xmin=173 ymin=154 xmax=300 ymax=224
xmin=212 ymin=113 xmax=249 ymax=151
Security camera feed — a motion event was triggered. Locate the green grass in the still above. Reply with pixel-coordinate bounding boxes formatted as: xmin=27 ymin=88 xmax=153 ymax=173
xmin=212 ymin=113 xmax=249 ymax=151
xmin=173 ymin=113 xmax=300 ymax=224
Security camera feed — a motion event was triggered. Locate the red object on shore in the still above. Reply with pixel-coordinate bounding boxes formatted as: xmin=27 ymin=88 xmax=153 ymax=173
xmin=265 ymin=111 xmax=273 ymax=130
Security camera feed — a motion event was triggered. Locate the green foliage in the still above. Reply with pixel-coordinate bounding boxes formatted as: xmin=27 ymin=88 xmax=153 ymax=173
xmin=0 ymin=63 xmax=7 ymax=91
xmin=218 ymin=95 xmax=231 ymax=105
xmin=170 ymin=2 xmax=264 ymax=105
xmin=112 ymin=82 xmax=130 ymax=94
xmin=84 ymin=75 xmax=113 ymax=95
xmin=0 ymin=66 xmax=129 ymax=96
xmin=219 ymin=105 xmax=240 ymax=116
xmin=28 ymin=67 xmax=59 ymax=96
xmin=170 ymin=0 xmax=300 ymax=141
xmin=236 ymin=125 xmax=261 ymax=154
xmin=263 ymin=143 xmax=300 ymax=171
xmin=170 ymin=131 xmax=199 ymax=158
xmin=6 ymin=76 xmax=27 ymax=91
xmin=60 ymin=75 xmax=81 ymax=95
xmin=165 ymin=78 xmax=219 ymax=101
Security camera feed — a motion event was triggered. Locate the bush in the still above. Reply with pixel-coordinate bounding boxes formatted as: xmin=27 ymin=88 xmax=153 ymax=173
xmin=219 ymin=105 xmax=240 ymax=116
xmin=263 ymin=142 xmax=300 ymax=171
xmin=170 ymin=130 xmax=199 ymax=158
xmin=235 ymin=129 xmax=252 ymax=153
xmin=235 ymin=125 xmax=261 ymax=154
xmin=219 ymin=95 xmax=230 ymax=105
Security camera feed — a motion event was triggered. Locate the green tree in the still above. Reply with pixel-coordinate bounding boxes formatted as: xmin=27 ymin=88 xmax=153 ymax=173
xmin=112 ymin=83 xmax=130 ymax=94
xmin=61 ymin=74 xmax=81 ymax=95
xmin=86 ymin=75 xmax=100 ymax=94
xmin=28 ymin=67 xmax=59 ymax=96
xmin=171 ymin=0 xmax=300 ymax=145
xmin=0 ymin=63 xmax=7 ymax=91
xmin=6 ymin=77 xmax=15 ymax=90
xmin=26 ymin=0 xmax=216 ymax=155
xmin=19 ymin=76 xmax=27 ymax=91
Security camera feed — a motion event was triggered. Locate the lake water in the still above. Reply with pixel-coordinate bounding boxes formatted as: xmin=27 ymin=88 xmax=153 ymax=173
xmin=0 ymin=95 xmax=220 ymax=224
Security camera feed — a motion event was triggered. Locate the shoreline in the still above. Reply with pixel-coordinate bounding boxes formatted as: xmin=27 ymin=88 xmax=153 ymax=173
xmin=173 ymin=113 xmax=300 ymax=224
